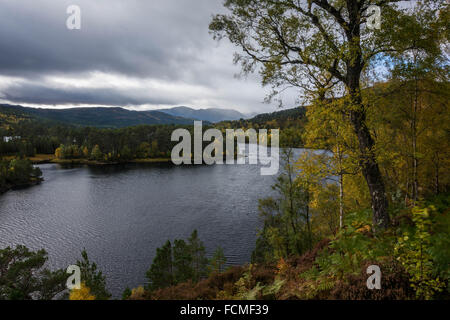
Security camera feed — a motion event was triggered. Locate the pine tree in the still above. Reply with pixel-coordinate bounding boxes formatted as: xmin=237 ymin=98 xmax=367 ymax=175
xmin=188 ymin=230 xmax=208 ymax=282
xmin=209 ymin=247 xmax=227 ymax=274
xmin=173 ymin=239 xmax=194 ymax=283
xmin=0 ymin=245 xmax=67 ymax=300
xmin=146 ymin=240 xmax=173 ymax=291
xmin=76 ymin=249 xmax=111 ymax=300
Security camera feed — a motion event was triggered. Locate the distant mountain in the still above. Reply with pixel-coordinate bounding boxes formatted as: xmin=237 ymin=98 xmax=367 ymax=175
xmin=246 ymin=107 xmax=306 ymax=124
xmin=0 ymin=104 xmax=195 ymax=128
xmin=158 ymin=106 xmax=246 ymax=123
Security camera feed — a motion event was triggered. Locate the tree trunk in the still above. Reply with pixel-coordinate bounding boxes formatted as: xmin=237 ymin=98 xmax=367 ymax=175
xmin=347 ymin=70 xmax=390 ymax=230
xmin=344 ymin=3 xmax=390 ymax=230
xmin=305 ymin=192 xmax=312 ymax=250
xmin=412 ymin=68 xmax=419 ymax=203
xmin=337 ymin=143 xmax=344 ymax=229
xmin=434 ymin=152 xmax=440 ymax=195
xmin=339 ymin=172 xmax=344 ymax=230
xmin=349 ymin=106 xmax=390 ymax=230
xmin=286 ymin=149 xmax=301 ymax=254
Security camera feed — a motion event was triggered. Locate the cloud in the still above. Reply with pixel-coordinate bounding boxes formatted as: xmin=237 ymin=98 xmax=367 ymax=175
xmin=1 ymin=80 xmax=176 ymax=106
xmin=0 ymin=0 xmax=299 ymax=113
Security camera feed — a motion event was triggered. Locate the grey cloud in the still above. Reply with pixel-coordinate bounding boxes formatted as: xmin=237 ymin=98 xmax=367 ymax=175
xmin=0 ymin=0 xmax=293 ymax=113
xmin=0 ymin=0 xmax=222 ymax=79
xmin=1 ymin=82 xmax=179 ymax=106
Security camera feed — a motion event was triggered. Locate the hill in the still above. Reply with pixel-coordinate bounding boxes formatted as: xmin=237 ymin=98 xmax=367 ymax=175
xmin=0 ymin=104 xmax=195 ymax=128
xmin=218 ymin=106 xmax=306 ymax=128
xmin=215 ymin=107 xmax=307 ymax=148
xmin=246 ymin=107 xmax=306 ymax=124
xmin=159 ymin=106 xmax=246 ymax=123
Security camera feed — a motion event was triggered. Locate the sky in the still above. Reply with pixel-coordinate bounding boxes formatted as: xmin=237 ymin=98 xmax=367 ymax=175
xmin=0 ymin=0 xmax=299 ymax=114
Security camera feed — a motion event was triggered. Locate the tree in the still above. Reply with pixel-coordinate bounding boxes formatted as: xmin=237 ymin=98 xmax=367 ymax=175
xmin=70 ymin=145 xmax=80 ymax=159
xmin=209 ymin=247 xmax=227 ymax=274
xmin=122 ymin=287 xmax=132 ymax=300
xmin=253 ymin=149 xmax=311 ymax=262
xmin=128 ymin=286 xmax=146 ymax=300
xmin=146 ymin=240 xmax=173 ymax=291
xmin=210 ymin=0 xmax=446 ymax=229
xmin=150 ymin=140 xmax=159 ymax=157
xmin=295 ymin=150 xmax=339 ymax=235
xmin=76 ymin=249 xmax=111 ymax=300
xmin=394 ymin=205 xmax=445 ymax=299
xmin=173 ymin=239 xmax=194 ymax=283
xmin=82 ymin=146 xmax=90 ymax=158
xmin=369 ymin=5 xmax=449 ymax=202
xmin=0 ymin=245 xmax=67 ymax=300
xmin=146 ymin=231 xmax=210 ymax=291
xmin=0 ymin=159 xmax=42 ymax=190
xmin=69 ymin=282 xmax=96 ymax=300
xmin=188 ymin=230 xmax=208 ymax=282
xmin=120 ymin=146 xmax=133 ymax=161
xmin=300 ymin=98 xmax=360 ymax=229
xmin=90 ymin=145 xmax=103 ymax=161
xmin=55 ymin=144 xmax=64 ymax=159
xmin=137 ymin=142 xmax=151 ymax=158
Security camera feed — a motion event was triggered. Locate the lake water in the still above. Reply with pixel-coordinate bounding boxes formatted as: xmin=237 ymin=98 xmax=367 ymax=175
xmin=1 ymin=146 xmax=315 ymax=297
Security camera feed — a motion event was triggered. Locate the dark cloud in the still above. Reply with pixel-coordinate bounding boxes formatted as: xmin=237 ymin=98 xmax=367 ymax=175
xmin=0 ymin=0 xmax=220 ymax=78
xmin=0 ymin=0 xmax=296 ymax=113
xmin=1 ymin=82 xmax=179 ymax=106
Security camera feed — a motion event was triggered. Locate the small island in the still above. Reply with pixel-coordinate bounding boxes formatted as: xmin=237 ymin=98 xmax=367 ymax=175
xmin=0 ymin=158 xmax=43 ymax=194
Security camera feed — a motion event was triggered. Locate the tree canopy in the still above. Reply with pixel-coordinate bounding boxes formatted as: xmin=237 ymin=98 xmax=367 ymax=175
xmin=210 ymin=0 xmax=448 ymax=229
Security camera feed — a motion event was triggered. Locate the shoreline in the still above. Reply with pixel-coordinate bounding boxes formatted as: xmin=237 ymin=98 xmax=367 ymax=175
xmin=0 ymin=178 xmax=43 ymax=195
xmin=5 ymin=152 xmax=259 ymax=167
xmin=49 ymin=158 xmax=172 ymax=166
xmin=3 ymin=155 xmax=173 ymax=166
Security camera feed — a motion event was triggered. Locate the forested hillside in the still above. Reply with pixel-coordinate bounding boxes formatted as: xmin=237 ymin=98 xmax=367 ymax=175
xmin=0 ymin=104 xmax=194 ymax=128
xmin=217 ymin=107 xmax=306 ymax=147
xmin=159 ymin=106 xmax=246 ymax=122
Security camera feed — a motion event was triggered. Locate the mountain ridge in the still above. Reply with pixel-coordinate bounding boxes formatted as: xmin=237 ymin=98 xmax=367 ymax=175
xmin=158 ymin=106 xmax=248 ymax=123
xmin=0 ymin=104 xmax=195 ymax=128
xmin=0 ymin=104 xmax=303 ymax=129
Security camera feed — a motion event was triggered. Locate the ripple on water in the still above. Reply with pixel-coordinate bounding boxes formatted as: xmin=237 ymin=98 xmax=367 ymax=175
xmin=0 ymin=149 xmax=311 ymax=297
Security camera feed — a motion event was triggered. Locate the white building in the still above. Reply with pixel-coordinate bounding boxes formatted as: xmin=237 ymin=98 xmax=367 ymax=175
xmin=2 ymin=136 xmax=21 ymax=143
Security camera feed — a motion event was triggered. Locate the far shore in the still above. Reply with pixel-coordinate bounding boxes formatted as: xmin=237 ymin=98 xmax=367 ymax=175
xmin=4 ymin=150 xmax=257 ymax=167
xmin=3 ymin=154 xmax=172 ymax=166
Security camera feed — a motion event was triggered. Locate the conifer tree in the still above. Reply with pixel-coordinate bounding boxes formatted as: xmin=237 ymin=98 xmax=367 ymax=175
xmin=146 ymin=240 xmax=173 ymax=291
xmin=188 ymin=230 xmax=208 ymax=282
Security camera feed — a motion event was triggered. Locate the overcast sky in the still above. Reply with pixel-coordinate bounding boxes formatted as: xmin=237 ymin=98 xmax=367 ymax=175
xmin=0 ymin=0 xmax=299 ymax=114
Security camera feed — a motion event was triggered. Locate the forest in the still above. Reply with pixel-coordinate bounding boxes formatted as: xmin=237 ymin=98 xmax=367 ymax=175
xmin=0 ymin=122 xmax=184 ymax=161
xmin=0 ymin=0 xmax=449 ymax=300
